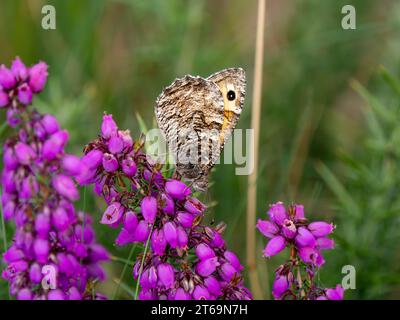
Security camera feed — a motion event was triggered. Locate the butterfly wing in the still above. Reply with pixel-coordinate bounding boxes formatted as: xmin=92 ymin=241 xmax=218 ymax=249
xmin=155 ymin=75 xmax=225 ymax=191
xmin=207 ymin=68 xmax=246 ymax=148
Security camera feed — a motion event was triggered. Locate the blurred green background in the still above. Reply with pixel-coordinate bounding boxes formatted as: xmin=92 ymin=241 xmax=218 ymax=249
xmin=1 ymin=0 xmax=400 ymax=299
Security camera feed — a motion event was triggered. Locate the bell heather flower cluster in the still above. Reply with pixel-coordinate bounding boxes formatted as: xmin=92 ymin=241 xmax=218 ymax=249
xmin=257 ymin=202 xmax=344 ymax=300
xmin=81 ymin=114 xmax=252 ymax=300
xmin=0 ymin=58 xmax=109 ymax=300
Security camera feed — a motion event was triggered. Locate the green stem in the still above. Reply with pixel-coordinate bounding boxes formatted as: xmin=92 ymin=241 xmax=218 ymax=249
xmin=112 ymin=244 xmax=137 ymax=300
xmin=134 ymin=224 xmax=154 ymax=300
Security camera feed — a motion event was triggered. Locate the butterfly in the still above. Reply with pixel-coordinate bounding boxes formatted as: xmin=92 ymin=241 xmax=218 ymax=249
xmin=155 ymin=68 xmax=246 ymax=191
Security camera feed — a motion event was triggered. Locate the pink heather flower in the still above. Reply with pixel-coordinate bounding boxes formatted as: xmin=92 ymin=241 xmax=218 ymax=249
xmin=119 ymin=130 xmax=133 ymax=149
xmin=3 ymin=246 xmax=24 ymax=263
xmin=176 ymin=211 xmax=194 ymax=228
xmin=298 ymin=247 xmax=319 ymax=265
xmin=184 ymin=197 xmax=206 ymax=215
xmin=204 ymin=276 xmax=222 ymax=296
xmin=151 ymin=228 xmax=167 ymax=255
xmin=157 ymin=263 xmax=175 ymax=288
xmin=295 ymin=227 xmax=316 ymax=248
xmin=263 ymin=236 xmax=286 ymax=258
xmin=174 ymin=288 xmax=191 ymax=300
xmin=256 ymin=219 xmax=279 ymax=238
xmin=42 ymin=130 xmax=69 ymax=160
xmin=317 ymin=237 xmax=335 ymax=250
xmin=17 ymin=288 xmax=33 ymax=300
xmin=62 ymin=154 xmax=82 ymax=176
xmin=82 ymin=149 xmax=103 ymax=169
xmin=308 ymin=221 xmax=335 ymax=237
xmin=33 ymin=238 xmax=49 ymax=263
xmin=165 ymin=180 xmax=190 ymax=200
xmin=11 ymin=57 xmax=28 ymax=81
xmin=101 ymin=114 xmax=118 ymax=139
xmin=121 ymin=157 xmax=137 ymax=176
xmin=115 ymin=228 xmax=134 ymax=246
xmin=52 ymin=174 xmax=79 ymax=201
xmin=134 ymin=220 xmax=151 ymax=242
xmin=4 ymin=147 xmax=18 ymax=169
xmin=177 ymin=226 xmax=188 ymax=248
xmin=35 ymin=213 xmax=50 ymax=236
xmin=29 ymin=263 xmax=42 ymax=284
xmin=28 ymin=61 xmax=48 ymax=93
xmin=268 ymin=202 xmax=287 ymax=226
xmin=101 ymin=202 xmax=124 ymax=225
xmin=52 ymin=207 xmax=70 ymax=231
xmin=17 ymin=83 xmax=33 ymax=105
xmin=196 ymin=257 xmax=220 ymax=277
xmin=326 ymin=285 xmax=345 ymax=300
xmin=20 ymin=176 xmax=39 ymax=199
xmin=192 ymin=285 xmax=211 ymax=300
xmin=14 ymin=142 xmax=36 ymax=165
xmin=123 ymin=210 xmax=138 ymax=232
xmin=282 ymin=219 xmax=297 ymax=239
xmin=41 ymin=114 xmax=59 ymax=134
xmin=220 ymin=262 xmax=237 ymax=282
xmin=195 ymin=243 xmax=215 ymax=260
xmin=141 ymin=196 xmax=157 ymax=223
xmin=160 ymin=193 xmax=175 ymax=215
xmin=163 ymin=221 xmax=178 ymax=248
xmin=224 ymin=251 xmax=243 ymax=271
xmin=102 ymin=153 xmax=118 ymax=172
xmin=108 ymin=136 xmax=124 ymax=154
xmin=0 ymin=89 xmax=9 ymax=107
xmin=0 ymin=64 xmax=16 ymax=89
xmin=272 ymin=275 xmax=289 ymax=299
xmin=139 ymin=267 xmax=156 ymax=289
xmin=47 ymin=289 xmax=65 ymax=300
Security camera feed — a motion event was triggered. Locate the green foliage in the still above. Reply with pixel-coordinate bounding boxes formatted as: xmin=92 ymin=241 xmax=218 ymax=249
xmin=318 ymin=69 xmax=400 ymax=299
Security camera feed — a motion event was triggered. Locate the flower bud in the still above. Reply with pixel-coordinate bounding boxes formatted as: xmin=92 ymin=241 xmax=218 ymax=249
xmin=165 ymin=180 xmax=190 ymax=200
xmin=0 ymin=65 xmax=16 ymax=89
xmin=102 ymin=153 xmax=119 ymax=172
xmin=141 ymin=196 xmax=157 ymax=223
xmin=268 ymin=202 xmax=287 ymax=226
xmin=28 ymin=61 xmax=48 ymax=93
xmin=256 ymin=219 xmax=278 ymax=238
xmin=263 ymin=236 xmax=286 ymax=258
xmin=308 ymin=221 xmax=335 ymax=237
xmin=295 ymin=227 xmax=316 ymax=248
xmin=101 ymin=114 xmax=118 ymax=139
xmin=122 ymin=157 xmax=137 ymax=176
xmin=17 ymin=83 xmax=33 ymax=105
xmin=157 ymin=263 xmax=175 ymax=288
xmin=52 ymin=174 xmax=79 ymax=201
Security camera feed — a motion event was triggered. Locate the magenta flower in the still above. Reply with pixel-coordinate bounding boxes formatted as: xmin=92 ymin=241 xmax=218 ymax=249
xmin=101 ymin=114 xmax=118 ymax=139
xmin=17 ymin=83 xmax=32 ymax=105
xmin=101 ymin=202 xmax=124 ymax=225
xmin=0 ymin=64 xmax=16 ymax=89
xmin=52 ymin=174 xmax=79 ymax=201
xmin=272 ymin=275 xmax=289 ymax=299
xmin=256 ymin=219 xmax=279 ymax=238
xmin=268 ymin=202 xmax=287 ymax=225
xmin=141 ymin=196 xmax=158 ymax=223
xmin=165 ymin=180 xmax=191 ymax=200
xmin=295 ymin=227 xmax=316 ymax=248
xmin=308 ymin=221 xmax=335 ymax=237
xmin=157 ymin=263 xmax=175 ymax=288
xmin=325 ymin=285 xmax=345 ymax=300
xmin=263 ymin=236 xmax=286 ymax=258
xmin=28 ymin=61 xmax=48 ymax=93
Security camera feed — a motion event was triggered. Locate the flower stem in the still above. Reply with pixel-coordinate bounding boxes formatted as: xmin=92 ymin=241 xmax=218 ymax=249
xmin=134 ymin=224 xmax=154 ymax=300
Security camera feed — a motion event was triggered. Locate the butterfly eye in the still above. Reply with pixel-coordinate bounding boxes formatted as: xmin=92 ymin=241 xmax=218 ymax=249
xmin=227 ymin=90 xmax=236 ymax=101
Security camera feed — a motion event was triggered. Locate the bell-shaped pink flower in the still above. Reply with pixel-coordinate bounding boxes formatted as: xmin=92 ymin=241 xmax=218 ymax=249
xmin=295 ymin=227 xmax=316 ymax=248
xmin=101 ymin=202 xmax=124 ymax=225
xmin=28 ymin=61 xmax=48 ymax=93
xmin=102 ymin=153 xmax=118 ymax=172
xmin=163 ymin=221 xmax=178 ymax=248
xmin=157 ymin=263 xmax=175 ymax=288
xmin=268 ymin=202 xmax=287 ymax=226
xmin=272 ymin=275 xmax=289 ymax=299
xmin=192 ymin=285 xmax=210 ymax=300
xmin=308 ymin=221 xmax=335 ymax=237
xmin=165 ymin=180 xmax=190 ymax=200
xmin=151 ymin=228 xmax=167 ymax=255
xmin=263 ymin=236 xmax=286 ymax=258
xmin=52 ymin=174 xmax=79 ymax=201
xmin=326 ymin=285 xmax=345 ymax=300
xmin=141 ymin=196 xmax=157 ymax=223
xmin=17 ymin=83 xmax=32 ymax=105
xmin=256 ymin=219 xmax=279 ymax=238
xmin=195 ymin=243 xmax=215 ymax=260
xmin=101 ymin=114 xmax=118 ymax=139
xmin=0 ymin=64 xmax=16 ymax=89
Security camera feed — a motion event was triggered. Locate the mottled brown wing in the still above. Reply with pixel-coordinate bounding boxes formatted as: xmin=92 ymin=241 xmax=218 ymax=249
xmin=155 ymin=75 xmax=225 ymax=191
xmin=207 ymin=68 xmax=246 ymax=148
